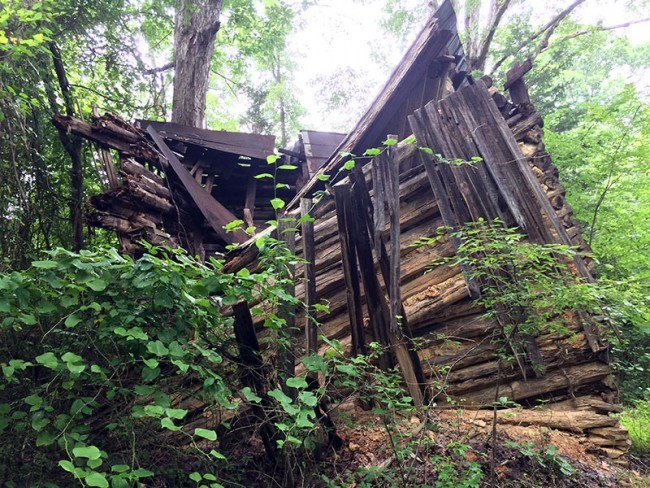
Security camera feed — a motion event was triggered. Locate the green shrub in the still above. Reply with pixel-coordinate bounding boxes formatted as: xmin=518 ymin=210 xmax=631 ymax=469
xmin=619 ymin=401 xmax=650 ymax=454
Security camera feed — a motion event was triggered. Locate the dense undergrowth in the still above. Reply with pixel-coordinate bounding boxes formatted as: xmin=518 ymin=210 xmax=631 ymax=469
xmin=1 ymin=220 xmax=649 ymax=487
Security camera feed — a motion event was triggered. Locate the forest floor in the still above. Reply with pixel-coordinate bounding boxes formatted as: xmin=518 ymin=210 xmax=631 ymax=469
xmin=316 ymin=399 xmax=650 ymax=487
xmin=218 ymin=398 xmax=650 ymax=487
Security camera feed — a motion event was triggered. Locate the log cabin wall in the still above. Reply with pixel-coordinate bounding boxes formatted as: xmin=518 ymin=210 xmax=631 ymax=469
xmin=272 ymin=79 xmax=623 ymax=458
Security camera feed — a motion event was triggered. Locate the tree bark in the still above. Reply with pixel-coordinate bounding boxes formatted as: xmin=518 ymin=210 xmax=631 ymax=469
xmin=49 ymin=42 xmax=84 ymax=251
xmin=171 ymin=0 xmax=223 ymax=128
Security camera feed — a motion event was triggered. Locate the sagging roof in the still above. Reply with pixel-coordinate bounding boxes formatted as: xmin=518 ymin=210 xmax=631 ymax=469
xmin=288 ymin=0 xmax=468 ymax=209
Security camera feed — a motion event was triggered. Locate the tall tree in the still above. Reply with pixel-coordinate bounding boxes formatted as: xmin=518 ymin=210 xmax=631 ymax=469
xmin=171 ymin=0 xmax=223 ymax=127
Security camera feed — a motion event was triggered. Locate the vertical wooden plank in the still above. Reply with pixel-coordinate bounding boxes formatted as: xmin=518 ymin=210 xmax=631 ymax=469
xmin=347 ymin=187 xmax=393 ymax=372
xmin=244 ymin=178 xmax=257 ymax=228
xmin=232 ymin=302 xmax=278 ymax=461
xmin=204 ymin=174 xmax=214 ymax=194
xmin=473 ymin=83 xmax=594 ymax=280
xmin=300 ymin=198 xmax=319 ymax=360
xmin=332 ymin=185 xmax=367 ymax=357
xmin=277 ymin=216 xmax=297 ymax=399
xmin=349 ymin=159 xmax=428 ymax=404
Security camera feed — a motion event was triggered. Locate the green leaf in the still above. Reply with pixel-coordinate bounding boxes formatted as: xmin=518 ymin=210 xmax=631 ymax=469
xmin=299 ymin=391 xmax=319 ymax=407
xmin=64 ymin=313 xmax=82 ymax=328
xmin=36 ymin=301 xmax=57 ymax=313
xmin=132 ymin=468 xmax=154 ymax=478
xmin=142 ymin=358 xmax=159 ymax=370
xmin=31 ymin=415 xmax=50 ymax=431
xmin=36 ymin=430 xmax=56 ymax=446
xmin=143 ymin=405 xmax=164 ymax=417
xmin=58 ymin=460 xmax=75 ymax=473
xmin=254 ymin=173 xmax=274 ymax=179
xmin=161 ymin=417 xmax=180 ymax=431
xmin=266 ymin=154 xmax=279 ymax=164
xmin=402 ymin=135 xmax=416 ymax=144
xmin=302 ymin=355 xmax=327 ymax=374
xmin=72 ymin=445 xmax=101 ymax=460
xmin=61 ymin=352 xmax=82 ymax=363
xmin=419 ymin=146 xmax=434 ymax=155
xmin=85 ymin=472 xmax=108 ymax=488
xmin=286 ymin=376 xmax=308 ymax=389
xmin=111 ymin=464 xmax=130 ymax=473
xmin=87 ymin=279 xmax=107 ymax=292
xmin=383 ymin=138 xmax=398 ymax=146
xmin=134 ymin=385 xmax=156 ymax=396
xmin=189 ymin=472 xmax=202 ymax=482
xmin=364 ymin=148 xmax=381 ymax=156
xmin=278 ymin=164 xmax=297 ymax=170
xmin=147 ymin=340 xmax=169 ymax=356
xmin=270 ymin=198 xmax=285 ymax=210
xmin=316 ymin=174 xmax=330 ymax=181
xmin=209 ymin=449 xmax=226 ymax=460
xmin=165 ymin=408 xmax=188 ymax=419
xmin=194 ymin=428 xmax=217 ymax=441
xmin=32 ymin=260 xmax=58 ymax=269
xmin=335 ymin=364 xmax=358 ymax=377
xmin=36 ymin=352 xmax=59 ymax=369
xmin=343 ymin=160 xmax=355 ymax=170
xmin=240 ymin=387 xmax=262 ymax=403
xmin=142 ymin=365 xmax=160 ymax=381
xmin=20 ymin=313 xmax=37 ymax=325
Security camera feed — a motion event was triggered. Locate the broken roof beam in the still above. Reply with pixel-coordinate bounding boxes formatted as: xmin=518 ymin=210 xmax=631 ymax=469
xmin=139 ymin=120 xmax=276 ymax=162
xmin=146 ymin=126 xmax=249 ymax=245
xmin=52 ymin=114 xmax=167 ymax=169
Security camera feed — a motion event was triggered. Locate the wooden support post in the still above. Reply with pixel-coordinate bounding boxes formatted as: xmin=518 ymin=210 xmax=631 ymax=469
xmin=277 ymin=216 xmax=297 ymax=399
xmin=344 ymin=182 xmax=393 ymax=371
xmin=332 ymin=186 xmax=367 ymax=357
xmin=204 ymin=174 xmax=214 ymax=194
xmin=504 ymin=58 xmax=532 ymax=105
xmin=244 ymin=178 xmax=257 ymax=228
xmin=232 ymin=302 xmax=278 ymax=461
xmin=300 ymin=199 xmax=319 ymax=362
xmin=369 ymin=137 xmax=426 ymax=406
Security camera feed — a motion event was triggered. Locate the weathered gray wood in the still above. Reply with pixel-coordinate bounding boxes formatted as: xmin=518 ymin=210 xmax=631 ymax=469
xmin=277 ymin=216 xmax=297 ymax=400
xmin=146 ymin=126 xmax=248 ymax=244
xmin=232 ymin=302 xmax=278 ymax=461
xmin=332 ymin=186 xmax=367 ymax=357
xmin=300 ymin=198 xmax=319 ymax=361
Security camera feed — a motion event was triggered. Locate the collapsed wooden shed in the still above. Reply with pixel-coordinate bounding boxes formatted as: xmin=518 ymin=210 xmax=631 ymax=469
xmin=54 ymin=0 xmax=628 ymax=461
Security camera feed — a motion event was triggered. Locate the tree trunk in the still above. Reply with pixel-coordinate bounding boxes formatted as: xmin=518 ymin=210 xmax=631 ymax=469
xmin=49 ymin=42 xmax=84 ymax=251
xmin=171 ymin=0 xmax=223 ymax=128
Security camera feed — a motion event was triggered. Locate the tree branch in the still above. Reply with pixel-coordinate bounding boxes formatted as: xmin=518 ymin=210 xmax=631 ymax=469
xmin=588 ymin=105 xmax=641 ymax=246
xmin=141 ymin=61 xmax=175 ymax=75
xmin=489 ymin=0 xmax=587 ymax=75
xmin=48 ymin=42 xmax=75 ymax=117
xmin=473 ymin=0 xmax=514 ymax=71
xmin=541 ymin=17 xmax=650 ymax=53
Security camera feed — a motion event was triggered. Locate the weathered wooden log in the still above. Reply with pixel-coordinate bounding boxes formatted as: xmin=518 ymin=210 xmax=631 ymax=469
xmin=121 ymin=158 xmax=166 ymax=185
xmin=52 ymin=114 xmax=167 ymax=168
xmin=122 ymin=173 xmax=171 ymax=200
xmin=450 ymin=407 xmax=618 ymax=433
xmin=451 ymin=362 xmax=611 ymax=406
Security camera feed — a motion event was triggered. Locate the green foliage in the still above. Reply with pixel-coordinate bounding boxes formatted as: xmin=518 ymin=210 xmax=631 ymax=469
xmin=618 ymin=401 xmax=650 ymax=454
xmin=505 ymin=440 xmax=576 ymax=480
xmin=436 ymin=221 xmax=592 ymax=342
xmin=0 ymin=244 xmax=304 ymax=485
